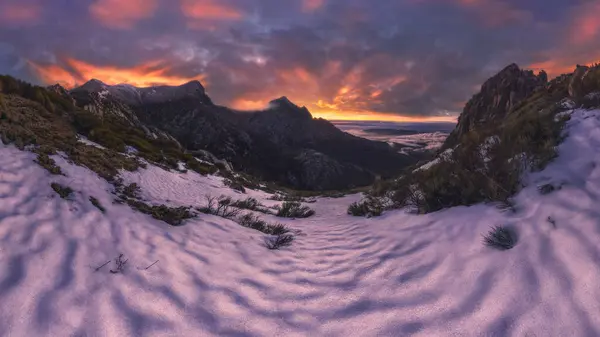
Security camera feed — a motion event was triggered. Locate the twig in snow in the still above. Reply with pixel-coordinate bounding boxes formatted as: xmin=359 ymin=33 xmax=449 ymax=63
xmin=93 ymin=260 xmax=111 ymax=272
xmin=137 ymin=260 xmax=159 ymax=271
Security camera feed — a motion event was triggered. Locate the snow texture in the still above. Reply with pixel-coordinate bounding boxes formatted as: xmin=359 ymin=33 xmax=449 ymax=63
xmin=1 ymin=109 xmax=600 ymax=336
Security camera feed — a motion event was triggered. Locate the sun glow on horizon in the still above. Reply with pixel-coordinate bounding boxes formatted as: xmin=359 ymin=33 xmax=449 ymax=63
xmin=310 ymin=109 xmax=458 ymax=123
xmin=27 ymin=57 xmax=205 ymax=89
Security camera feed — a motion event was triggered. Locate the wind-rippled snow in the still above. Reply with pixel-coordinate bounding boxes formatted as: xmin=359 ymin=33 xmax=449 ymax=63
xmin=0 ymin=110 xmax=600 ymax=336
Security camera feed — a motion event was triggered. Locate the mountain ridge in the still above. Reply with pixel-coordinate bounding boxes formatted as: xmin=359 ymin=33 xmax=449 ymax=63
xmin=60 ymin=79 xmax=416 ymax=190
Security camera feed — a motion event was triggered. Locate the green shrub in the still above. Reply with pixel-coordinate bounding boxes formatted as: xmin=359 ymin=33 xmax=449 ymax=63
xmin=238 ymin=213 xmax=290 ymax=235
xmin=126 ymin=199 xmax=194 ymax=226
xmin=348 ymin=197 xmax=383 ymax=217
xmin=483 ymin=226 xmax=517 ymax=250
xmin=186 ymin=158 xmax=217 ymax=175
xmin=122 ymin=183 xmax=140 ymax=199
xmin=264 ymin=234 xmax=294 ymax=250
xmin=51 ymin=182 xmax=73 ymax=199
xmin=35 ymin=152 xmax=63 ymax=175
xmin=198 ymin=195 xmax=241 ymax=219
xmin=276 ymin=201 xmax=315 ymax=218
xmin=89 ymin=196 xmax=106 ymax=213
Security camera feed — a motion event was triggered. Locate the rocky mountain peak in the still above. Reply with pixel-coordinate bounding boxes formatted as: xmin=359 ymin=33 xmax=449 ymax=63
xmin=267 ymin=96 xmax=312 ymax=119
xmin=78 ymin=79 xmax=108 ymax=92
xmin=443 ymin=63 xmax=548 ymax=149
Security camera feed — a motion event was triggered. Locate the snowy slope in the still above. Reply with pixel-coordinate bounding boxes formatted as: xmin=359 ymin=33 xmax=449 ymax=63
xmin=1 ymin=109 xmax=600 ymax=336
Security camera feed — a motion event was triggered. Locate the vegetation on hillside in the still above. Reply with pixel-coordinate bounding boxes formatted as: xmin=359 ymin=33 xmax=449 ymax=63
xmin=353 ymin=64 xmax=600 ymax=216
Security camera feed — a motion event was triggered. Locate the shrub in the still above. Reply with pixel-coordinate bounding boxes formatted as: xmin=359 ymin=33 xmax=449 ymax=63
xmin=264 ymin=234 xmax=295 ymax=250
xmin=238 ymin=213 xmax=268 ymax=231
xmin=51 ymin=182 xmax=73 ymax=199
xmin=122 ymin=183 xmax=140 ymax=198
xmin=231 ymin=197 xmax=271 ymax=214
xmin=35 ymin=152 xmax=63 ymax=175
xmin=238 ymin=213 xmax=291 ymax=235
xmin=269 ymin=194 xmax=303 ymax=202
xmin=186 ymin=158 xmax=217 ymax=176
xmin=538 ymin=183 xmax=560 ymax=195
xmin=198 ymin=195 xmax=241 ymax=219
xmin=89 ymin=196 xmax=106 ymax=213
xmin=276 ymin=201 xmax=315 ymax=218
xmin=348 ymin=197 xmax=383 ymax=217
xmin=126 ymin=199 xmax=194 ymax=226
xmin=267 ymin=223 xmax=290 ymax=236
xmin=109 ymin=254 xmax=128 ymax=274
xmin=483 ymin=226 xmax=517 ymax=250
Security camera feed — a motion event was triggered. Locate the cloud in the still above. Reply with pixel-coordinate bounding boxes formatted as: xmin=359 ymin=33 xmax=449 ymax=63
xmin=0 ymin=1 xmax=42 ymax=27
xmin=0 ymin=0 xmax=595 ymax=121
xmin=302 ymin=0 xmax=325 ymax=12
xmin=28 ymin=57 xmax=205 ymax=88
xmin=89 ymin=0 xmax=159 ymax=29
xmin=180 ymin=0 xmax=243 ymax=29
xmin=568 ymin=1 xmax=600 ymax=45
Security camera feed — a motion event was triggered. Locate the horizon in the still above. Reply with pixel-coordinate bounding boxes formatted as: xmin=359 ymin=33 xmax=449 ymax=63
xmin=43 ymin=75 xmax=461 ymax=123
xmin=2 ymin=1 xmax=598 ymax=122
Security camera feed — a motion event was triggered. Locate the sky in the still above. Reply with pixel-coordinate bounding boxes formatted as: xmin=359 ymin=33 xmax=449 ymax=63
xmin=0 ymin=0 xmax=599 ymax=122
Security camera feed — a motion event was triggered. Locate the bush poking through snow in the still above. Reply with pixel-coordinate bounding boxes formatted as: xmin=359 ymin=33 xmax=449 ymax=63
xmin=89 ymin=196 xmax=106 ymax=213
xmin=348 ymin=198 xmax=383 ymax=217
xmin=264 ymin=234 xmax=295 ymax=250
xmin=276 ymin=201 xmax=315 ymax=218
xmin=238 ymin=213 xmax=291 ymax=235
xmin=126 ymin=199 xmax=194 ymax=226
xmin=231 ymin=197 xmax=272 ymax=214
xmin=35 ymin=152 xmax=63 ymax=175
xmin=483 ymin=226 xmax=517 ymax=250
xmin=269 ymin=194 xmax=303 ymax=202
xmin=267 ymin=223 xmax=291 ymax=236
xmin=109 ymin=254 xmax=128 ymax=274
xmin=198 ymin=195 xmax=241 ymax=219
xmin=51 ymin=182 xmax=73 ymax=199
xmin=538 ymin=183 xmax=560 ymax=195
xmin=122 ymin=183 xmax=141 ymax=199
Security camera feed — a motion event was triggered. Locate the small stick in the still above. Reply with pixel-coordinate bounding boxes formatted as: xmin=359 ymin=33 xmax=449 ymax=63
xmin=138 ymin=260 xmax=159 ymax=270
xmin=94 ymin=260 xmax=111 ymax=272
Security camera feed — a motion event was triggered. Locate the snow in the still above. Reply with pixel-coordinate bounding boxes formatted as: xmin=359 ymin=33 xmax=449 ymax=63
xmin=479 ymin=135 xmax=500 ymax=164
xmin=1 ymin=109 xmax=600 ymax=336
xmin=77 ymin=135 xmax=106 ymax=150
xmin=414 ymin=147 xmax=454 ymax=172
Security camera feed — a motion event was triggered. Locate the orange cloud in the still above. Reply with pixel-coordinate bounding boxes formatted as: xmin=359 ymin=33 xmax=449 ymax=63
xmin=0 ymin=1 xmax=42 ymax=26
xmin=568 ymin=1 xmax=600 ymax=45
xmin=230 ymin=98 xmax=269 ymax=111
xmin=303 ymin=0 xmax=325 ymax=12
xmin=180 ymin=0 xmax=242 ymax=28
xmin=89 ymin=0 xmax=159 ymax=29
xmin=28 ymin=57 xmax=205 ymax=89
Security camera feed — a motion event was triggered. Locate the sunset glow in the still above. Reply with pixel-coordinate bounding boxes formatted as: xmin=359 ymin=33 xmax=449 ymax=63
xmin=7 ymin=0 xmax=600 ymax=123
xmin=28 ymin=58 xmax=205 ymax=89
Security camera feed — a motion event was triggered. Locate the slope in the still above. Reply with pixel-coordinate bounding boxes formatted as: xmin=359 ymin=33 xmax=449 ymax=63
xmin=1 ymin=106 xmax=600 ymax=336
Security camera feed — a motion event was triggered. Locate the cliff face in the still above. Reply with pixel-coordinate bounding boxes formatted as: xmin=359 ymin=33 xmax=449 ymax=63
xmin=443 ymin=63 xmax=548 ymax=149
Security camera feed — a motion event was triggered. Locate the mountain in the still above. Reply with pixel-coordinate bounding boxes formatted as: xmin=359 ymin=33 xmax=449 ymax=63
xmin=442 ymin=63 xmax=548 ymax=149
xmin=66 ymin=80 xmax=417 ymax=190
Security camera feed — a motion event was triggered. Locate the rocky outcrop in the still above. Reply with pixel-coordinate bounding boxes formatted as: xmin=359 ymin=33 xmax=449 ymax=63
xmin=568 ymin=65 xmax=589 ymax=99
xmin=443 ymin=63 xmax=547 ymax=149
